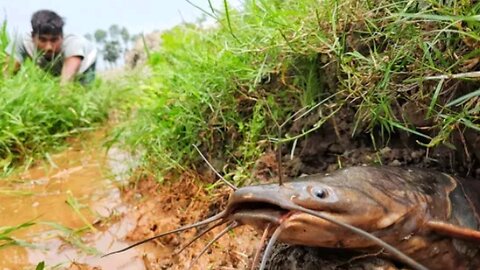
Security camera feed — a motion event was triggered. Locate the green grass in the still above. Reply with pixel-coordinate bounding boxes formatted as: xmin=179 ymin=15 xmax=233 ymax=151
xmin=0 ymin=66 xmax=113 ymax=174
xmin=0 ymin=220 xmax=35 ymax=249
xmin=0 ymin=219 xmax=98 ymax=260
xmin=115 ymin=0 xmax=480 ymax=182
xmin=65 ymin=191 xmax=97 ymax=233
xmin=0 ymin=22 xmax=135 ymax=175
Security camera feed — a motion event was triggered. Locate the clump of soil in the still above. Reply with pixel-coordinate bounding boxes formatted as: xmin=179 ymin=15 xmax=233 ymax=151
xmin=283 ymin=106 xmax=480 ymax=178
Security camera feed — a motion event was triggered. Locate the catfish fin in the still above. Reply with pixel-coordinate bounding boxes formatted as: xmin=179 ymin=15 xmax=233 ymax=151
xmin=426 ymin=220 xmax=480 ymax=243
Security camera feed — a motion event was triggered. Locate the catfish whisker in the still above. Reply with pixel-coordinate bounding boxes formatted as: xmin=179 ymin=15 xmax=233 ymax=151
xmin=193 ymin=144 xmax=237 ymax=190
xmin=291 ymin=206 xmax=428 ymax=270
xmin=259 ymin=223 xmax=285 ymax=270
xmin=102 ymin=211 xmax=226 ymax=257
xmin=174 ymin=219 xmax=227 ymax=256
xmin=187 ymin=221 xmax=239 ymax=270
xmin=250 ymin=223 xmax=272 ymax=270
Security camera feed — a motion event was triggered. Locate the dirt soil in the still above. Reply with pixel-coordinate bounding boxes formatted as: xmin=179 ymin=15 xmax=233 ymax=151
xmin=119 ymin=172 xmax=260 ymax=270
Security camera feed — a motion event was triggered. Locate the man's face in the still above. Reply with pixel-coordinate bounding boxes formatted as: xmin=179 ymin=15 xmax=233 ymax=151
xmin=32 ymin=34 xmax=63 ymax=59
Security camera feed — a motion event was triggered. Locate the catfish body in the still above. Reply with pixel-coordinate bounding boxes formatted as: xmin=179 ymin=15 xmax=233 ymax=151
xmin=343 ymin=167 xmax=480 ymax=269
xmin=227 ymin=166 xmax=480 ymax=269
xmin=388 ymin=168 xmax=480 ymax=269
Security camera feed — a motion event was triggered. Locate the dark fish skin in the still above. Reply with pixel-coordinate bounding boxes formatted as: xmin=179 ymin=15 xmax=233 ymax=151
xmin=227 ymin=166 xmax=480 ymax=270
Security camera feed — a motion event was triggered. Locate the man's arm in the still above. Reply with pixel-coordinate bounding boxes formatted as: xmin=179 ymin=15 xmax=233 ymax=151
xmin=60 ymin=55 xmax=82 ymax=84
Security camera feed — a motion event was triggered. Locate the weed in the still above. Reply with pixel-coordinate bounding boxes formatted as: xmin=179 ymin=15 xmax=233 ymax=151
xmin=65 ymin=191 xmax=97 ymax=233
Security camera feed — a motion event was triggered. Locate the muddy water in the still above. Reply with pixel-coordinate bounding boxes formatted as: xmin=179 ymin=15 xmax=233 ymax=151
xmin=0 ymin=131 xmax=144 ymax=270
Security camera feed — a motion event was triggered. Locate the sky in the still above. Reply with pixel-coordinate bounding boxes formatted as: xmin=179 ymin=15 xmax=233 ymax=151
xmin=1 ymin=0 xmax=233 ymax=36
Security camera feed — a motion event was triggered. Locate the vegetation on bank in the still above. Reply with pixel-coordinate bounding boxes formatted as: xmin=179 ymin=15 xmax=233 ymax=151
xmin=118 ymin=0 xmax=480 ymax=183
xmin=0 ymin=22 xmax=128 ymax=175
xmin=1 ymin=0 xmax=480 ymax=180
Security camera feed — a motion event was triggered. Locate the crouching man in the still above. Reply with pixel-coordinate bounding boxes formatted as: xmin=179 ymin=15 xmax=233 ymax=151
xmin=4 ymin=9 xmax=97 ymax=85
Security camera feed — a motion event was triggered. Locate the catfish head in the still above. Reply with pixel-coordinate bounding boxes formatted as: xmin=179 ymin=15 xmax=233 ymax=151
xmin=225 ymin=166 xmax=427 ymax=248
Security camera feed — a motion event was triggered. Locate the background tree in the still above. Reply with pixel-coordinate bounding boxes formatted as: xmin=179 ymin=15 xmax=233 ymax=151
xmin=89 ymin=26 xmax=133 ymax=69
xmin=109 ymin=24 xmax=120 ymax=41
xmin=103 ymin=40 xmax=121 ymax=67
xmin=94 ymin=29 xmax=107 ymax=44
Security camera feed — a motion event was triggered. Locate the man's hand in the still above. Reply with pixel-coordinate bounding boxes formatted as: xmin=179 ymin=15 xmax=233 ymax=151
xmin=60 ymin=56 xmax=82 ymax=85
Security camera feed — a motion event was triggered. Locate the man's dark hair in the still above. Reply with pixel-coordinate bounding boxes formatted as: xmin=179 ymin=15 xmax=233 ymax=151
xmin=31 ymin=10 xmax=64 ymax=36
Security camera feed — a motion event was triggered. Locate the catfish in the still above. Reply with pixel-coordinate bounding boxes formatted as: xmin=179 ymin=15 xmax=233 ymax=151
xmin=105 ymin=166 xmax=480 ymax=270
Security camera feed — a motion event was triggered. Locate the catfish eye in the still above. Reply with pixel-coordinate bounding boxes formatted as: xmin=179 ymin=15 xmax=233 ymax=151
xmin=313 ymin=188 xmax=328 ymax=199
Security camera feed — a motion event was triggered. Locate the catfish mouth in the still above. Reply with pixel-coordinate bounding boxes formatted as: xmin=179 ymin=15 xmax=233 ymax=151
xmin=228 ymin=200 xmax=344 ymax=228
xmin=228 ymin=201 xmax=291 ymax=225
xmin=231 ymin=201 xmax=286 ymax=213
xmin=227 ymin=192 xmax=345 ymax=222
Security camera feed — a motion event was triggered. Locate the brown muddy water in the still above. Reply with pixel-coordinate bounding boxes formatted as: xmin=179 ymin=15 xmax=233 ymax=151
xmin=0 ymin=131 xmax=145 ymax=270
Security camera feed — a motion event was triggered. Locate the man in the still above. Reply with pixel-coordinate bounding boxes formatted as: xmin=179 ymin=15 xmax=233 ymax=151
xmin=5 ymin=9 xmax=97 ymax=85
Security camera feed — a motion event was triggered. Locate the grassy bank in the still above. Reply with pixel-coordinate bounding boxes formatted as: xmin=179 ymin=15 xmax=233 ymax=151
xmin=0 ymin=23 xmax=130 ymax=175
xmin=118 ymin=0 xmax=479 ymax=183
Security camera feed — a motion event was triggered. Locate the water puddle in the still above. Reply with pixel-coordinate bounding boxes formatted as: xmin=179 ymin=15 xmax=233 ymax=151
xmin=0 ymin=130 xmax=144 ymax=269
